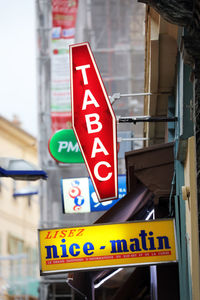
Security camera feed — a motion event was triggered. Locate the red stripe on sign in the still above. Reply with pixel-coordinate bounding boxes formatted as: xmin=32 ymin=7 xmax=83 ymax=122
xmin=46 ymin=251 xmax=171 ymax=265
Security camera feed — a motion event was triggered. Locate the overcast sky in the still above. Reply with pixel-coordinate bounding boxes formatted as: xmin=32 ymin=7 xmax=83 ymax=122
xmin=0 ymin=0 xmax=37 ymax=136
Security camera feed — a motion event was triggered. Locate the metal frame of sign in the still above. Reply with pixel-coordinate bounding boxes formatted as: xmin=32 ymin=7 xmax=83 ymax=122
xmin=69 ymin=42 xmax=118 ymax=202
xmin=38 ymin=219 xmax=178 ymax=275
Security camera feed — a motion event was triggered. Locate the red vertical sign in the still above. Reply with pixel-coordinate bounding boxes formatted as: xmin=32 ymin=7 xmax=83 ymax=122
xmin=51 ymin=0 xmax=79 ymax=133
xmin=52 ymin=0 xmax=79 ymax=39
xmin=70 ymin=42 xmax=118 ymax=201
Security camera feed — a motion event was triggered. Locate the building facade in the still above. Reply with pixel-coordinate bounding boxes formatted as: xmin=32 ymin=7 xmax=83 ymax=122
xmin=142 ymin=2 xmax=200 ymax=299
xmin=37 ymin=1 xmax=146 ymax=298
xmin=36 ymin=0 xmax=200 ymax=299
xmin=67 ymin=2 xmax=200 ymax=299
xmin=0 ymin=116 xmax=40 ymax=299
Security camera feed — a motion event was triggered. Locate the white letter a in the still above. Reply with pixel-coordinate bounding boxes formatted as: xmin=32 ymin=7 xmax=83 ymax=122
xmin=91 ymin=137 xmax=109 ymax=158
xmin=82 ymin=90 xmax=100 ymax=110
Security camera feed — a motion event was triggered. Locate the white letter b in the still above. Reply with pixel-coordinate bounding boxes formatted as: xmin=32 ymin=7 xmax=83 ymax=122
xmin=85 ymin=113 xmax=102 ymax=134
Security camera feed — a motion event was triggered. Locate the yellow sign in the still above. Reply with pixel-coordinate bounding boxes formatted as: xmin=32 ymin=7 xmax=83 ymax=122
xmin=39 ymin=219 xmax=177 ymax=275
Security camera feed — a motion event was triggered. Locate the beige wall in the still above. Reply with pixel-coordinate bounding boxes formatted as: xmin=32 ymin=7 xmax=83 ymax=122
xmin=0 ymin=116 xmax=40 ymax=282
xmin=144 ymin=8 xmax=178 ymax=146
xmin=183 ymin=136 xmax=200 ymax=300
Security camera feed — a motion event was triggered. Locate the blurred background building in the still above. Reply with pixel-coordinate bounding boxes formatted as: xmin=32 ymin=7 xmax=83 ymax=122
xmin=0 ymin=116 xmax=40 ymax=299
xmin=37 ymin=0 xmax=146 ymax=299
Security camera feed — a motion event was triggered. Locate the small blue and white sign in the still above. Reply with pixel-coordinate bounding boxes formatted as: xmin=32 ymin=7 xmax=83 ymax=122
xmin=61 ymin=175 xmax=126 ymax=214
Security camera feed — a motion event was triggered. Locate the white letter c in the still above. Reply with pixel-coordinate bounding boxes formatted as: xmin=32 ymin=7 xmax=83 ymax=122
xmin=94 ymin=161 xmax=112 ymax=181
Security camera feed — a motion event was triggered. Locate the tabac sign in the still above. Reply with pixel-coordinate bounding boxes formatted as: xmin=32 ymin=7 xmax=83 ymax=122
xmin=39 ymin=219 xmax=177 ymax=275
xmin=69 ymin=42 xmax=118 ymax=202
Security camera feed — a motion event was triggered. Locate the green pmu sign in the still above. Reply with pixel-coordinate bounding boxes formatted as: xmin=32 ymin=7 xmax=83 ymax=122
xmin=48 ymin=129 xmax=84 ymax=163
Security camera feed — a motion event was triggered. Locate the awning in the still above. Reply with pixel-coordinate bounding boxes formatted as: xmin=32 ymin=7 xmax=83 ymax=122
xmin=0 ymin=158 xmax=47 ymax=180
